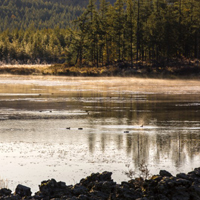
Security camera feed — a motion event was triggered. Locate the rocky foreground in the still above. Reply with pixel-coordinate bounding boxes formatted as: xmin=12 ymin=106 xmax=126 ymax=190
xmin=1 ymin=168 xmax=200 ymax=200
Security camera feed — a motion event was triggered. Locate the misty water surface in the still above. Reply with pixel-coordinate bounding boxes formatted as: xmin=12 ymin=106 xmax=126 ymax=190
xmin=0 ymin=75 xmax=200 ymax=192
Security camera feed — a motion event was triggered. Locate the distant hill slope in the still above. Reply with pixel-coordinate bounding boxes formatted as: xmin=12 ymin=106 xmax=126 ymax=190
xmin=0 ymin=0 xmax=115 ymax=30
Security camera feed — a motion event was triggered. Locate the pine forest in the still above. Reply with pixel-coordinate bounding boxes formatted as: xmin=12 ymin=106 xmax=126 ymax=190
xmin=0 ymin=0 xmax=200 ymax=68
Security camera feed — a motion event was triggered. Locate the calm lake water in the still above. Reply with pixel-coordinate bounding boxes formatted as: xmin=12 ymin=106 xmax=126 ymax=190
xmin=0 ymin=75 xmax=200 ymax=192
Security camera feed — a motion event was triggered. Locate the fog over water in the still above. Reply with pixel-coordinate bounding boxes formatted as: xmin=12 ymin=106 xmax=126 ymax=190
xmin=0 ymin=75 xmax=200 ymax=192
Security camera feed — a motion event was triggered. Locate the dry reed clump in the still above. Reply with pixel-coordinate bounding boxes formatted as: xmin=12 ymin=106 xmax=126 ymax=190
xmin=124 ymin=160 xmax=151 ymax=189
xmin=124 ymin=160 xmax=150 ymax=181
xmin=0 ymin=177 xmax=9 ymax=189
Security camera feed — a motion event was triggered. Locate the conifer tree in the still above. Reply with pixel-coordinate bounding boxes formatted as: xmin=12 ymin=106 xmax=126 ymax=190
xmin=113 ymin=0 xmax=125 ymax=61
xmin=99 ymin=0 xmax=110 ymax=65
xmin=126 ymin=0 xmax=134 ymax=66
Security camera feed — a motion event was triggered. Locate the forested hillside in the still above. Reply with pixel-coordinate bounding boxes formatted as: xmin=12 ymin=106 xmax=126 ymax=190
xmin=0 ymin=0 xmax=116 ymax=30
xmin=0 ymin=0 xmax=84 ymax=30
xmin=0 ymin=0 xmax=200 ymax=67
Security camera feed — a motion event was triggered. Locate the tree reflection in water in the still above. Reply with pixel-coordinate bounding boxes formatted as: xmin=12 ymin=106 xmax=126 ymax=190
xmin=0 ymin=76 xmax=200 ymax=191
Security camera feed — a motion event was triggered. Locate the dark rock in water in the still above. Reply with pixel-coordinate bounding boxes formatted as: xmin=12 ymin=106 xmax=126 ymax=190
xmin=0 ymin=188 xmax=12 ymax=197
xmin=189 ymin=182 xmax=200 ymax=200
xmin=3 ymin=169 xmax=200 ymax=199
xmin=99 ymin=171 xmax=112 ymax=182
xmin=194 ymin=167 xmax=200 ymax=177
xmin=72 ymin=184 xmax=88 ymax=196
xmin=80 ymin=171 xmax=112 ymax=189
xmin=77 ymin=194 xmax=88 ymax=200
xmin=0 ymin=194 xmax=21 ymax=200
xmin=15 ymin=184 xmax=31 ymax=197
xmin=159 ymin=170 xmax=173 ymax=177
xmin=101 ymin=181 xmax=115 ymax=193
xmin=124 ymin=131 xmax=129 ymax=133
xmin=35 ymin=178 xmax=72 ymax=199
xmin=176 ymin=173 xmax=190 ymax=180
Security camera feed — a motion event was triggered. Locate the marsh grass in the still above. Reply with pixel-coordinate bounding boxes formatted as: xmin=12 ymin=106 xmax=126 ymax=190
xmin=47 ymin=64 xmax=120 ymax=76
xmin=0 ymin=64 xmax=50 ymax=75
xmin=0 ymin=63 xmax=126 ymax=76
xmin=0 ymin=61 xmax=200 ymax=78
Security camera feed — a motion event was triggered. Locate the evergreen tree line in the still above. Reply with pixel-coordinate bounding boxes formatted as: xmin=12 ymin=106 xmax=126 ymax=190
xmin=72 ymin=0 xmax=200 ymax=67
xmin=0 ymin=27 xmax=71 ymax=63
xmin=0 ymin=0 xmax=200 ymax=66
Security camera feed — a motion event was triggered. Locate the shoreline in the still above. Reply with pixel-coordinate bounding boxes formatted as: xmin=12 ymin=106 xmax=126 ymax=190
xmin=1 ymin=168 xmax=200 ymax=199
xmin=0 ymin=63 xmax=200 ymax=79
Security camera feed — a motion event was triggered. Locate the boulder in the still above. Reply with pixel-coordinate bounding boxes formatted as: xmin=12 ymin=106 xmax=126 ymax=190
xmin=35 ymin=178 xmax=72 ymax=199
xmin=0 ymin=188 xmax=12 ymax=197
xmin=0 ymin=194 xmax=21 ymax=200
xmin=176 ymin=173 xmax=189 ymax=180
xmin=15 ymin=185 xmax=31 ymax=197
xmin=80 ymin=171 xmax=112 ymax=189
xmin=2 ymin=168 xmax=200 ymax=199
xmin=159 ymin=170 xmax=173 ymax=177
xmin=72 ymin=184 xmax=88 ymax=196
